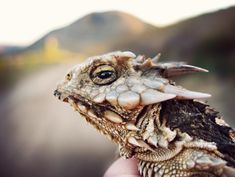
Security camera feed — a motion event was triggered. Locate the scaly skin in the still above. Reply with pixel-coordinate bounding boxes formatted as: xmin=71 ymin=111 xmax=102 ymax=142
xmin=54 ymin=51 xmax=235 ymax=177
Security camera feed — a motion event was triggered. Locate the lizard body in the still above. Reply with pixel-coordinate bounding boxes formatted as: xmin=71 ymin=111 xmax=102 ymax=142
xmin=54 ymin=51 xmax=235 ymax=177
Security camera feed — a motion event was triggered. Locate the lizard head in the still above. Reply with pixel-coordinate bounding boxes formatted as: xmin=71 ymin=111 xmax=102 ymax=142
xmin=54 ymin=51 xmax=210 ymax=147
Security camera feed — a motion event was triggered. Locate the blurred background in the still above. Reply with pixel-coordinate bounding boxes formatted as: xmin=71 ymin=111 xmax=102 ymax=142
xmin=0 ymin=0 xmax=235 ymax=177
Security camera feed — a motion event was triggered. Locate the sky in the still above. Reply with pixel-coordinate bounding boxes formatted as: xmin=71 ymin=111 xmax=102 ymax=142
xmin=0 ymin=0 xmax=235 ymax=46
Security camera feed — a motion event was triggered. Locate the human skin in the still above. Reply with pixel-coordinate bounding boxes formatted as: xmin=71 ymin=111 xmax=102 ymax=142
xmin=104 ymin=158 xmax=141 ymax=177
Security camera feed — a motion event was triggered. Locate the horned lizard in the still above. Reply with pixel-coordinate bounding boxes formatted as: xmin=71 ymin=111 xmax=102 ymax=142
xmin=54 ymin=51 xmax=235 ymax=177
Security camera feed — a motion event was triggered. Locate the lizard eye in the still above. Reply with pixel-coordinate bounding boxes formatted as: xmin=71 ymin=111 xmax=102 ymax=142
xmin=91 ymin=65 xmax=117 ymax=85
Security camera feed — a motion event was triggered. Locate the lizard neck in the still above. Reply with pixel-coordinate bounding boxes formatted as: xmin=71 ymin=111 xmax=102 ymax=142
xmin=160 ymin=99 xmax=235 ymax=166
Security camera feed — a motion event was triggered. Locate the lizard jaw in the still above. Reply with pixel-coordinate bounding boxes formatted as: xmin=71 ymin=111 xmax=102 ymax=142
xmin=54 ymin=90 xmax=126 ymax=123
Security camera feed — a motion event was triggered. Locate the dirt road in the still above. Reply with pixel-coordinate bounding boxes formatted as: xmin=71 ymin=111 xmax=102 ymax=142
xmin=0 ymin=64 xmax=115 ymax=177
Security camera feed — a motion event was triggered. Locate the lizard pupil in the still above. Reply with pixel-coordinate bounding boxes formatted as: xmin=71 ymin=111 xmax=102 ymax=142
xmin=98 ymin=71 xmax=113 ymax=79
xmin=91 ymin=64 xmax=117 ymax=85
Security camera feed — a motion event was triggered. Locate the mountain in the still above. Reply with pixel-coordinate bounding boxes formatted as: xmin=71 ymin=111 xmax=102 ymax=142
xmin=2 ymin=7 xmax=235 ymax=76
xmin=26 ymin=11 xmax=155 ymax=55
xmin=114 ymin=7 xmax=235 ymax=76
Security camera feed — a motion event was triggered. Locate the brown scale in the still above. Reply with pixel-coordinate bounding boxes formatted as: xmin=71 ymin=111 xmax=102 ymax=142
xmin=138 ymin=148 xmax=224 ymax=177
xmin=160 ymin=100 xmax=235 ymax=168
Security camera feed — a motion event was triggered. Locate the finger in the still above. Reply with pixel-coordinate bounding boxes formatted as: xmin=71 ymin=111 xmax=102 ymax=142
xmin=104 ymin=157 xmax=140 ymax=177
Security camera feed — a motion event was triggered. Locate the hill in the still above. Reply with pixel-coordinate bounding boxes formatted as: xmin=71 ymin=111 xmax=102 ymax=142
xmin=1 ymin=7 xmax=235 ymax=77
xmin=25 ymin=11 xmax=155 ymax=56
xmin=115 ymin=7 xmax=235 ymax=76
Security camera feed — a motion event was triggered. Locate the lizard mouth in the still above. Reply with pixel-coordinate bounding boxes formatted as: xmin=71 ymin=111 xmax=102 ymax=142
xmin=54 ymin=89 xmax=97 ymax=114
xmin=54 ymin=89 xmax=127 ymax=124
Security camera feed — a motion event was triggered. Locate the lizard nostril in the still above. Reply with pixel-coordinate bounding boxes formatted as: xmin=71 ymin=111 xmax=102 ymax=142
xmin=53 ymin=90 xmax=61 ymax=97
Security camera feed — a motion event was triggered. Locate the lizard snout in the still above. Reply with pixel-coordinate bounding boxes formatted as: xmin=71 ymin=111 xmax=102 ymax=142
xmin=54 ymin=89 xmax=69 ymax=102
xmin=54 ymin=89 xmax=61 ymax=99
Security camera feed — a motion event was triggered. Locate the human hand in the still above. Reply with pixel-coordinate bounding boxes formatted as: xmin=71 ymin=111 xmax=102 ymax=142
xmin=104 ymin=157 xmax=141 ymax=177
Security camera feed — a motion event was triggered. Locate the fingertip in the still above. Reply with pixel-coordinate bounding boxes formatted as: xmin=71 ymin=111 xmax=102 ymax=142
xmin=104 ymin=157 xmax=140 ymax=177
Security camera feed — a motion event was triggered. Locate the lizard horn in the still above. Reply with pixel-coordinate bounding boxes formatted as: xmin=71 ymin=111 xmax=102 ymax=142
xmin=163 ymin=84 xmax=211 ymax=99
xmin=151 ymin=53 xmax=161 ymax=63
xmin=115 ymin=51 xmax=136 ymax=63
xmin=159 ymin=62 xmax=208 ymax=77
